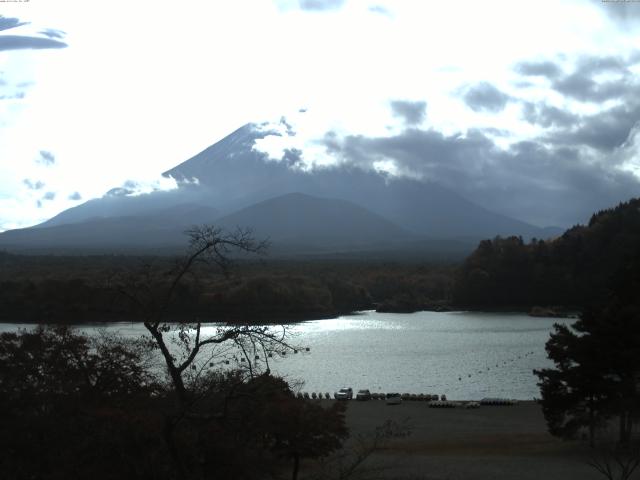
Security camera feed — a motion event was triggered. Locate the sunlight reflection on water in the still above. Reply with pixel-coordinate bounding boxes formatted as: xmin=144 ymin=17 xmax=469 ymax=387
xmin=1 ymin=310 xmax=572 ymax=400
xmin=271 ymin=310 xmax=571 ymax=400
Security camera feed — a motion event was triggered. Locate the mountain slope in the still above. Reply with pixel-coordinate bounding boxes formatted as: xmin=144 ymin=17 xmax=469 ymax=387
xmin=215 ymin=192 xmax=414 ymax=249
xmin=0 ymin=204 xmax=219 ymax=251
xmin=0 ymin=123 xmax=561 ymax=253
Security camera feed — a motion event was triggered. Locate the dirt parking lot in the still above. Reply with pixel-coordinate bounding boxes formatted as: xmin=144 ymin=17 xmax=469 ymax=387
xmin=304 ymin=400 xmax=605 ymax=480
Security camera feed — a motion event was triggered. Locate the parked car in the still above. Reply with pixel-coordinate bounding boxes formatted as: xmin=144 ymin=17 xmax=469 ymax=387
xmin=356 ymin=389 xmax=371 ymax=401
xmin=385 ymin=393 xmax=402 ymax=405
xmin=335 ymin=387 xmax=353 ymax=400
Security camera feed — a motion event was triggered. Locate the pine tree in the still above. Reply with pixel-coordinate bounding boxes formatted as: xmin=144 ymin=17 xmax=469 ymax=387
xmin=535 ymin=253 xmax=640 ymax=446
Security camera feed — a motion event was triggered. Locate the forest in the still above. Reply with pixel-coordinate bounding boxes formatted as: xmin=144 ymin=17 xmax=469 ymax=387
xmin=1 ymin=198 xmax=639 ymax=323
xmin=453 ymin=198 xmax=640 ymax=310
xmin=0 ymin=252 xmax=454 ymax=323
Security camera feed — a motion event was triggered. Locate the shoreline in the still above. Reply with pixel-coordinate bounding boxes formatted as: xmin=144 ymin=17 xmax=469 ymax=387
xmin=0 ymin=306 xmax=575 ymax=326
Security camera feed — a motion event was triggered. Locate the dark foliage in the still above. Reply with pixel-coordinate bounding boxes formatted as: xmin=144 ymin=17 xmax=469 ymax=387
xmin=0 ymin=327 xmax=348 ymax=480
xmin=534 ymin=253 xmax=640 ymax=446
xmin=0 ymin=251 xmax=457 ymax=323
xmin=0 ymin=326 xmax=166 ymax=479
xmin=453 ymin=198 xmax=640 ymax=309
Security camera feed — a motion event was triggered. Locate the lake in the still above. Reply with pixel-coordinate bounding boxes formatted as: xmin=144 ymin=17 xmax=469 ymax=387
xmin=0 ymin=310 xmax=572 ymax=400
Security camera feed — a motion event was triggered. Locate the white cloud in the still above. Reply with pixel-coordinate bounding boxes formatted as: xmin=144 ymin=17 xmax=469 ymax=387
xmin=0 ymin=0 xmax=638 ymax=230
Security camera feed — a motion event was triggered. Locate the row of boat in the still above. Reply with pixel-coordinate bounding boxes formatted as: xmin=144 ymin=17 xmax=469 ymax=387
xmin=295 ymin=391 xmax=518 ymax=406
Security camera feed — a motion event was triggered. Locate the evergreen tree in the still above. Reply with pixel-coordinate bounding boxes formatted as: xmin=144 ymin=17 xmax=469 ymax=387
xmin=535 ymin=253 xmax=640 ymax=446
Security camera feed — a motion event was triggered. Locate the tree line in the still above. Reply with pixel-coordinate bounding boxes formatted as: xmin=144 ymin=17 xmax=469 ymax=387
xmin=453 ymin=198 xmax=640 ymax=310
xmin=0 ymin=252 xmax=455 ymax=323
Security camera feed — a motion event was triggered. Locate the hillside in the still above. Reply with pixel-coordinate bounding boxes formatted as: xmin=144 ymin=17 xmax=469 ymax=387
xmin=452 ymin=198 xmax=640 ymax=309
xmin=215 ymin=192 xmax=415 ymax=250
xmin=0 ymin=204 xmax=219 ymax=252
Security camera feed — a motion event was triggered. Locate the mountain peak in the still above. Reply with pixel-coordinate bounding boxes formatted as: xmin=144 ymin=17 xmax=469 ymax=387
xmin=163 ymin=122 xmax=284 ymax=185
xmin=0 ymin=123 xmax=560 ymax=254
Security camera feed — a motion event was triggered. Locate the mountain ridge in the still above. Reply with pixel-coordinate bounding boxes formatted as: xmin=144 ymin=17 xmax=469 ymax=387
xmin=0 ymin=122 xmax=563 ymax=254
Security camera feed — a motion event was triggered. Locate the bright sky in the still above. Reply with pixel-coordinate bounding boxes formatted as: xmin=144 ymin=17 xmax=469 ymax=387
xmin=1 ymin=0 xmax=639 ymax=230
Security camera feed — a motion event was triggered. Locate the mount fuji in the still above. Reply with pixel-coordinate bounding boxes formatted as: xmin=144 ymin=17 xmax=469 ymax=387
xmin=0 ymin=123 xmax=560 ymax=256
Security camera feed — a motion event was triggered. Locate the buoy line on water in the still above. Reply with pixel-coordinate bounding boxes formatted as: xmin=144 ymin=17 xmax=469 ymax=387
xmin=456 ymin=350 xmax=537 ymax=382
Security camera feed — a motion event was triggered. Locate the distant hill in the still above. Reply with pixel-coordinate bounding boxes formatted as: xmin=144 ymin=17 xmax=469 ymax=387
xmin=215 ymin=192 xmax=414 ymax=251
xmin=0 ymin=123 xmax=561 ymax=254
xmin=0 ymin=193 xmax=423 ymax=255
xmin=452 ymin=198 xmax=640 ymax=308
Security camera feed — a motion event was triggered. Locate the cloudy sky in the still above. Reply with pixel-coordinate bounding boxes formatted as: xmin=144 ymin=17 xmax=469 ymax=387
xmin=1 ymin=0 xmax=640 ymax=231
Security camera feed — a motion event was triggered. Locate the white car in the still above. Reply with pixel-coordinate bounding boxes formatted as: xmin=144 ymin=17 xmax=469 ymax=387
xmin=335 ymin=387 xmax=353 ymax=400
xmin=385 ymin=393 xmax=402 ymax=405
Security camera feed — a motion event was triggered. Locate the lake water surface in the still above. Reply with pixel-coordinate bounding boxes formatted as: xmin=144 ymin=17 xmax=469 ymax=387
xmin=0 ymin=310 xmax=572 ymax=400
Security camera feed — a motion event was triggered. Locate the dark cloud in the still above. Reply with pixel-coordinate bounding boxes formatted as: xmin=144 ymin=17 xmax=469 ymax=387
xmin=513 ymin=53 xmax=640 ymax=154
xmin=39 ymin=28 xmax=66 ymax=39
xmin=0 ymin=16 xmax=28 ymax=32
xmin=0 ymin=15 xmax=66 ymax=51
xmin=521 ymin=102 xmax=578 ymax=129
xmin=106 ymin=187 xmax=135 ymax=197
xmin=514 ymin=60 xmax=562 ymax=79
xmin=390 ymin=100 xmax=426 ymax=126
xmin=513 ymin=54 xmax=638 ymax=105
xmin=279 ymin=116 xmax=295 ymax=136
xmin=68 ymin=192 xmax=82 ymax=201
xmin=23 ymin=179 xmax=45 ymax=190
xmin=42 ymin=192 xmax=56 ymax=201
xmin=320 ymin=126 xmax=640 ymax=227
xmin=547 ymin=54 xmax=636 ymax=103
xmin=515 ymin=54 xmax=640 ymax=151
xmin=299 ymin=0 xmax=345 ymax=11
xmin=37 ymin=150 xmax=55 ymax=165
xmin=552 ymin=72 xmax=631 ymax=103
xmin=282 ymin=148 xmax=303 ymax=167
xmin=0 ymin=35 xmax=67 ymax=51
xmin=324 ymin=128 xmax=497 ymax=186
xmin=482 ymin=127 xmax=512 ymax=137
xmin=546 ymin=101 xmax=640 ymax=152
xmin=462 ymin=82 xmax=511 ymax=113
xmin=594 ymin=0 xmax=640 ymax=24
xmin=575 ymin=55 xmax=629 ymax=75
xmin=517 ymin=53 xmax=640 ymax=153
xmin=321 ymin=130 xmax=341 ymax=155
